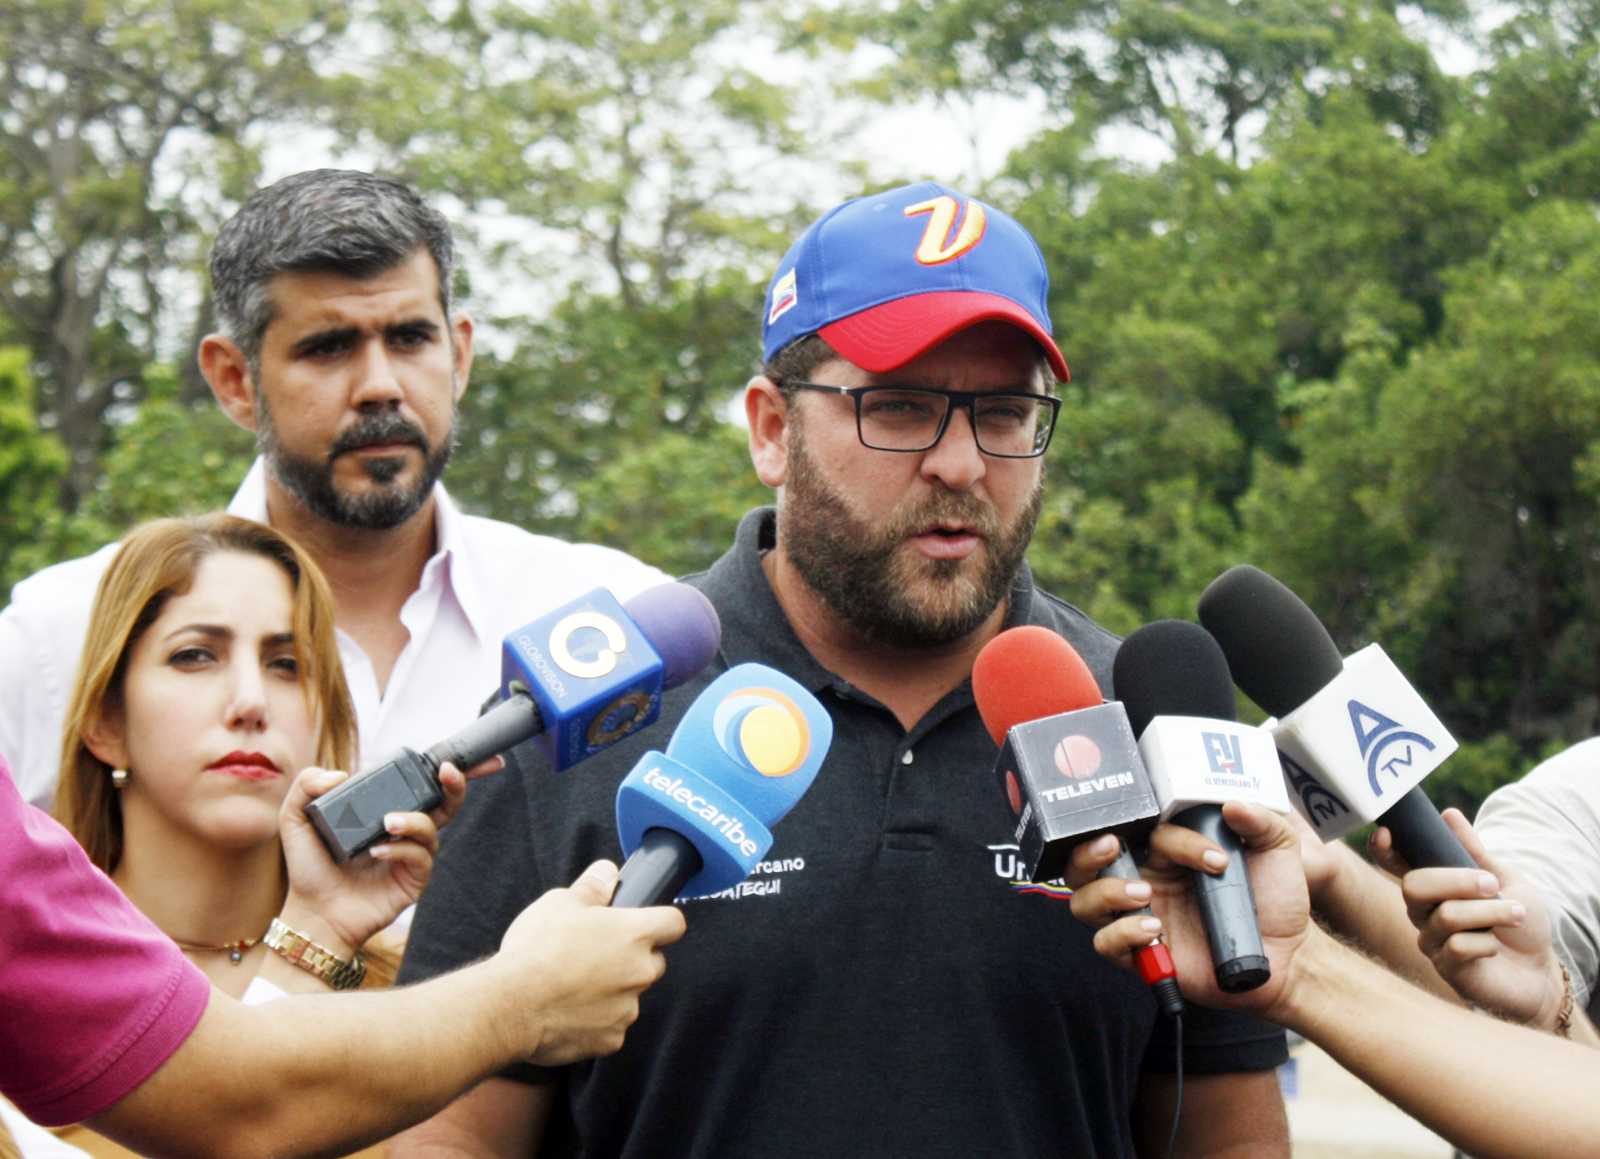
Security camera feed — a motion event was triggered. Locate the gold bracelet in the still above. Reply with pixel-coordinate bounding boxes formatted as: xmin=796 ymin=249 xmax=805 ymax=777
xmin=264 ymin=917 xmax=367 ymax=991
xmin=1555 ymin=961 xmax=1576 ymax=1039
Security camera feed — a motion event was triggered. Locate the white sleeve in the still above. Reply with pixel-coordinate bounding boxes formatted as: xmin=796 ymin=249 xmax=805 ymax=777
xmin=0 ymin=605 xmax=48 ymax=807
xmin=0 ymin=601 xmax=74 ymax=813
xmin=0 ymin=548 xmax=114 ymax=811
xmin=1475 ymin=737 xmax=1600 ymax=1008
xmin=0 ymin=1099 xmax=94 ymax=1158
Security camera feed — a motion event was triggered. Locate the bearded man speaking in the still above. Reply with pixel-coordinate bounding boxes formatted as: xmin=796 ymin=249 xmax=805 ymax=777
xmin=392 ymin=183 xmax=1291 ymax=1159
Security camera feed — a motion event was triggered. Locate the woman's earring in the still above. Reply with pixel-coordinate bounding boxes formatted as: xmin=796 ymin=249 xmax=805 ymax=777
xmin=111 ymin=768 xmax=128 ymax=789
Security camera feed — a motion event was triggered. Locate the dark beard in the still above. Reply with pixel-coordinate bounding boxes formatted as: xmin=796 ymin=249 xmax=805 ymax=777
xmin=257 ymin=400 xmax=454 ymax=531
xmin=779 ymin=426 xmax=1042 ymax=650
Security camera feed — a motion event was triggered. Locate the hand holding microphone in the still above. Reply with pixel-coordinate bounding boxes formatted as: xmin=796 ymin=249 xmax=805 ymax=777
xmin=276 ymin=762 xmax=467 ymax=965
xmin=1082 ymin=800 xmax=1316 ymax=1017
xmin=496 ymin=859 xmax=687 ymax=1066
xmin=972 ymin=626 xmax=1183 ymax=1015
xmin=308 ymin=583 xmax=721 ymax=862
xmin=1374 ymin=808 xmax=1575 ymax=1032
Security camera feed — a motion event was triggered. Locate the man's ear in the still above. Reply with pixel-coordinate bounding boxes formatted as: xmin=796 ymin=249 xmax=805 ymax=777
xmin=451 ymin=312 xmax=474 ymax=402
xmin=746 ymin=377 xmax=791 ymax=488
xmin=199 ymin=334 xmax=258 ymax=432
xmin=82 ymin=706 xmax=130 ymax=774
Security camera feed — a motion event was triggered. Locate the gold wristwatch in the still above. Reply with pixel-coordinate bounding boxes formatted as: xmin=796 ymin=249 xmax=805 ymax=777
xmin=264 ymin=917 xmax=367 ymax=991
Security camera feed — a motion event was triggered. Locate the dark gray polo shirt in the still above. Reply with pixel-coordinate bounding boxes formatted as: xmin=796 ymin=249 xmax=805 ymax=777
xmin=400 ymin=507 xmax=1287 ymax=1159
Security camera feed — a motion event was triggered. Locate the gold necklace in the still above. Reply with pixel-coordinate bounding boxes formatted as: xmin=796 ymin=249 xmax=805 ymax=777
xmin=168 ymin=931 xmax=267 ymax=964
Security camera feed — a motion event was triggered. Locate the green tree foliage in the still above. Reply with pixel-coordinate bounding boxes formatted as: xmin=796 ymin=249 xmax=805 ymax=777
xmin=326 ymin=0 xmax=822 ymax=538
xmin=0 ymin=347 xmax=69 ymax=590
xmin=1253 ymin=202 xmax=1600 ymax=752
xmin=73 ymin=363 xmax=255 ymax=530
xmin=449 ymin=271 xmax=767 ymax=537
xmin=827 ymin=0 xmax=1467 ymax=155
xmin=843 ymin=0 xmax=1600 ymax=808
xmin=3 ymin=361 xmax=256 ymax=586
xmin=571 ymin=425 xmax=770 ymax=575
xmin=0 ymin=0 xmax=353 ymax=508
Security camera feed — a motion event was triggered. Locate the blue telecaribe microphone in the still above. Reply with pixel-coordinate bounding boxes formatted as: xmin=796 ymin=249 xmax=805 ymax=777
xmin=611 ymin=663 xmax=833 ymax=907
xmin=308 ymin=583 xmax=721 ymax=862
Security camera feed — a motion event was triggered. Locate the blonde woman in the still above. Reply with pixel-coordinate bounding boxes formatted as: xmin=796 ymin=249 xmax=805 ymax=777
xmin=41 ymin=514 xmax=469 ymax=1156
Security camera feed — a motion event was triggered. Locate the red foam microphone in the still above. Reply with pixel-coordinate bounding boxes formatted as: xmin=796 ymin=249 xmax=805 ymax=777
xmin=973 ymin=626 xmax=1103 ymax=742
xmin=974 ymin=627 xmax=1182 ymax=1013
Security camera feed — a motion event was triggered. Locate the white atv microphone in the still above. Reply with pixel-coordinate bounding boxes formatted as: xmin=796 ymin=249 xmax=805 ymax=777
xmin=1198 ymin=565 xmax=1476 ymax=870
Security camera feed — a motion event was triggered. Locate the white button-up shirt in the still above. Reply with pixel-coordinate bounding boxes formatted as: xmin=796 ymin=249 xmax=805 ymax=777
xmin=0 ymin=459 xmax=668 ymax=810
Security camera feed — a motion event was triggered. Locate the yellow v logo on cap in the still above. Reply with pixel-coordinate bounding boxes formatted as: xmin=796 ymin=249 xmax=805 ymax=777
xmin=904 ymin=196 xmax=988 ymax=265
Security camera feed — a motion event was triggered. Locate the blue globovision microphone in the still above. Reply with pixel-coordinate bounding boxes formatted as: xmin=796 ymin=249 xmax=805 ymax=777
xmin=610 ymin=663 xmax=833 ymax=907
xmin=308 ymin=583 xmax=721 ymax=862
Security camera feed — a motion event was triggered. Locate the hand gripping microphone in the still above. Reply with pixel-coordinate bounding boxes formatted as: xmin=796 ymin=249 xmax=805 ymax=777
xmin=972 ymin=626 xmax=1183 ymax=1016
xmin=1115 ymin=621 xmax=1290 ymax=994
xmin=1198 ymin=565 xmax=1475 ymax=870
xmin=610 ymin=663 xmax=833 ymax=908
xmin=308 ymin=583 xmax=721 ymax=862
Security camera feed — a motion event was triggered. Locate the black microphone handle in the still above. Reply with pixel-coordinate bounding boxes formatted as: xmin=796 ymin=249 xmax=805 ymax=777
xmin=425 ymin=689 xmax=544 ymax=772
xmin=1174 ymin=805 xmax=1271 ymax=993
xmin=1378 ymin=786 xmax=1478 ymax=871
xmin=1104 ymin=844 xmax=1157 ymax=921
xmin=612 ymin=828 xmax=703 ymax=908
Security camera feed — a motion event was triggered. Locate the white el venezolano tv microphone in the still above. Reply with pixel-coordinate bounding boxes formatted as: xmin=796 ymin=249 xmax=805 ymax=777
xmin=1115 ymin=620 xmax=1290 ymax=993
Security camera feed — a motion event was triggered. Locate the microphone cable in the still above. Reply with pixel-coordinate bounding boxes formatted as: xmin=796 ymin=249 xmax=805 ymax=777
xmin=1165 ymin=1012 xmax=1184 ymax=1159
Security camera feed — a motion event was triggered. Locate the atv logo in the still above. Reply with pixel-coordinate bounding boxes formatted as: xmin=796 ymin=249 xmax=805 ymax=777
xmin=1280 ymin=749 xmax=1350 ymax=826
xmin=1349 ymin=700 xmax=1436 ymax=796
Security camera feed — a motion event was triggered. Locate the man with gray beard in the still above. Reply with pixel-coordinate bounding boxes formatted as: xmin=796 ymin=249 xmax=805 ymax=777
xmin=0 ymin=169 xmax=665 ymax=811
xmin=393 ymin=183 xmax=1290 ymax=1159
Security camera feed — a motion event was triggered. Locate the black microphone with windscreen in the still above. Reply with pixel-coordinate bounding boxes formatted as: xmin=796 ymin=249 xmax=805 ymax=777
xmin=1198 ymin=565 xmax=1475 ymax=871
xmin=1115 ymin=621 xmax=1272 ymax=993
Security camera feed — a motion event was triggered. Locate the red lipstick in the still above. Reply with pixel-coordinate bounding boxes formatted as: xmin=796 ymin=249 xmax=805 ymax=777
xmin=208 ymin=752 xmax=283 ymax=781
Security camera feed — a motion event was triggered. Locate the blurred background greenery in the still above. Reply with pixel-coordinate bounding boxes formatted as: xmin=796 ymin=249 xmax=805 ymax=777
xmin=4 ymin=0 xmax=1599 ymax=815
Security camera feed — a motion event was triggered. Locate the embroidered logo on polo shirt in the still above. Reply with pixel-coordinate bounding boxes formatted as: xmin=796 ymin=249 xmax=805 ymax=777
xmin=988 ymin=843 xmax=1073 ymax=900
xmin=687 ymin=855 xmax=807 ymax=902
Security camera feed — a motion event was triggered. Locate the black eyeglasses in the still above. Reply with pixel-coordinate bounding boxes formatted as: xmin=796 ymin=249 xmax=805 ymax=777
xmin=788 ymin=383 xmax=1061 ymax=458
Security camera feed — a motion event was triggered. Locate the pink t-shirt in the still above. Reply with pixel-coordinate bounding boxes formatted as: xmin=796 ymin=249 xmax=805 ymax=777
xmin=0 ymin=756 xmax=211 ymax=1125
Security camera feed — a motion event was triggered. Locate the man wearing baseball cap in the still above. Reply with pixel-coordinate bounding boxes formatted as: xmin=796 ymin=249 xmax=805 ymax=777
xmin=393 ymin=183 xmax=1291 ymax=1159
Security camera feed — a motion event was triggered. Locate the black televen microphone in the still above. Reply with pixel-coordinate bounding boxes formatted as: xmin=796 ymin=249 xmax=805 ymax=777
xmin=972 ymin=626 xmax=1183 ymax=1016
xmin=1114 ymin=621 xmax=1280 ymax=993
xmin=1197 ymin=565 xmax=1476 ymax=871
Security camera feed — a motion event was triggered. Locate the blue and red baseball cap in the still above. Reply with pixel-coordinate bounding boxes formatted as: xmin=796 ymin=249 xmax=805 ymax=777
xmin=762 ymin=181 xmax=1069 ymax=381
